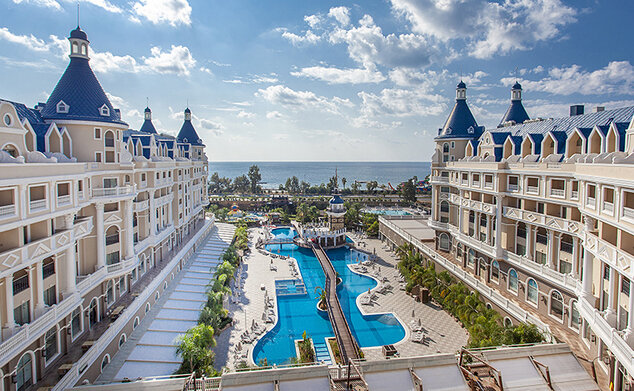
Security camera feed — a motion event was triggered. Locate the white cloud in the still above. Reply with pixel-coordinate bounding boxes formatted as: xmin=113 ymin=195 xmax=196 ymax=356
xmin=266 ymin=111 xmax=284 ymax=119
xmin=358 ymin=87 xmax=447 ymax=117
xmin=390 ymin=0 xmax=576 ymax=58
xmin=274 ymin=133 xmax=289 ymax=140
xmin=91 ymin=51 xmax=139 ymax=73
xmin=256 ymin=84 xmax=353 ymax=114
xmin=278 ymin=28 xmax=321 ymax=46
xmin=503 ymin=61 xmax=634 ymax=95
xmin=132 ymin=0 xmax=192 ymax=26
xmin=199 ymin=66 xmax=213 ymax=75
xmin=237 ymin=110 xmax=255 ymax=118
xmin=0 ymin=27 xmax=50 ymax=52
xmin=350 ymin=116 xmax=402 ymax=129
xmin=142 ymin=45 xmax=196 ymax=76
xmin=79 ymin=0 xmax=123 ymax=13
xmin=223 ymin=73 xmax=279 ymax=84
xmin=12 ymin=0 xmax=61 ymax=10
xmin=328 ymin=6 xmax=350 ymax=26
xmin=291 ymin=65 xmax=385 ymax=84
xmin=199 ymin=119 xmax=224 ymax=135
xmin=304 ymin=14 xmax=322 ymax=29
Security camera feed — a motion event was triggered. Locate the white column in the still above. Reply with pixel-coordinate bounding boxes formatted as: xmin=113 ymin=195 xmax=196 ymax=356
xmin=33 ymin=264 xmax=44 ymax=316
xmin=605 ymin=266 xmax=617 ymax=325
xmin=582 ymin=248 xmax=594 ymax=298
xmin=495 ymin=196 xmax=503 ymax=256
xmin=149 ymin=193 xmax=157 ymax=236
xmin=526 ymin=225 xmax=534 ymax=259
xmin=458 ymin=206 xmax=464 ymax=234
xmin=623 ymin=279 xmax=634 ymax=346
xmin=4 ymin=277 xmax=15 ymax=329
xmin=572 ymin=236 xmax=579 ymax=277
xmin=64 ymin=214 xmax=77 ymax=295
xmin=546 ymin=230 xmax=554 ymax=268
xmin=124 ymin=200 xmax=134 ymax=259
xmin=486 ymin=215 xmax=492 ymax=245
xmin=96 ymin=202 xmax=105 ymax=270
xmin=553 ymin=232 xmax=561 ymax=271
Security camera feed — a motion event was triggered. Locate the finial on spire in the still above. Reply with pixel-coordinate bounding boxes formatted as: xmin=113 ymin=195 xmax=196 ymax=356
xmin=77 ymin=2 xmax=80 ymax=28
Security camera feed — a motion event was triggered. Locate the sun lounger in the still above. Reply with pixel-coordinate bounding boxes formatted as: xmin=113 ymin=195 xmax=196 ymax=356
xmin=270 ymin=264 xmax=277 ymax=271
xmin=360 ymin=295 xmax=372 ymax=305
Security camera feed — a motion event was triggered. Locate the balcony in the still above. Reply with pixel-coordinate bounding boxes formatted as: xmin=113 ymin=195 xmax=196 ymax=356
xmin=0 ymin=216 xmax=93 ymax=273
xmin=504 ymin=251 xmax=577 ymax=291
xmin=472 ymin=180 xmax=481 ymax=188
xmin=92 ymin=185 xmax=135 ymax=198
xmin=484 ymin=181 xmax=493 ymax=190
xmin=508 ymin=184 xmax=519 ymax=192
xmin=449 ymin=194 xmax=496 ymax=215
xmin=0 ymin=204 xmax=16 ymax=218
xmin=603 ymin=201 xmax=614 ymax=215
xmin=587 ymin=197 xmax=596 ymax=208
xmin=29 ymin=198 xmax=47 ymax=212
xmin=133 ymin=199 xmax=149 ymax=212
xmin=106 ymin=256 xmax=139 ymax=275
xmin=502 ymin=206 xmax=582 ymax=236
xmin=584 ymin=233 xmax=634 ymax=277
xmin=550 ymin=188 xmax=565 ymax=197
xmin=526 ymin=185 xmax=539 ymax=195
xmin=155 ymin=193 xmax=174 ymax=208
xmin=571 ymin=190 xmax=579 ymax=199
xmin=623 ymin=206 xmax=634 ymax=221
xmin=57 ymin=194 xmax=71 ymax=206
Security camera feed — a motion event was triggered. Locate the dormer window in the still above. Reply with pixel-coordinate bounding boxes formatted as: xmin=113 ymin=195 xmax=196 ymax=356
xmin=100 ymin=105 xmax=110 ymax=117
xmin=56 ymin=101 xmax=69 ymax=114
xmin=183 ymin=138 xmax=188 ymax=143
xmin=468 ymin=126 xmax=474 ymax=134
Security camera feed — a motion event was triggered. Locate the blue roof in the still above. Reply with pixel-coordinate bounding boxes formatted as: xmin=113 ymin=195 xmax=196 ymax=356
xmin=177 ymin=113 xmax=203 ymax=145
xmin=32 ymin=123 xmax=50 ymax=152
xmin=491 ymin=131 xmax=510 ymax=145
xmin=139 ymin=118 xmax=157 ymax=134
xmin=2 ymin=100 xmax=43 ymax=125
xmin=512 ymin=81 xmax=522 ymax=90
xmin=499 ymin=100 xmax=530 ymax=126
xmin=616 ymin=122 xmax=628 ymax=151
xmin=457 ymin=81 xmax=466 ymax=89
xmin=436 ymin=100 xmax=483 ymax=140
xmin=70 ymin=27 xmax=88 ymax=40
xmin=329 ymin=194 xmax=344 ymax=204
xmin=551 ymin=131 xmax=568 ymax=154
xmin=508 ymin=136 xmax=523 ymax=155
xmin=494 ymin=147 xmax=503 ymax=161
xmin=41 ymin=53 xmax=127 ymax=125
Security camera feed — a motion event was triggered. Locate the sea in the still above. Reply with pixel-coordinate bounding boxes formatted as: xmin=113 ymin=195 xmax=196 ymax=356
xmin=208 ymin=161 xmax=431 ymax=189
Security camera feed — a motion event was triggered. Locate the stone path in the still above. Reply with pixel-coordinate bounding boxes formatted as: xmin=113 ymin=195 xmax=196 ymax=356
xmin=98 ymin=223 xmax=235 ymax=381
xmin=353 ymin=237 xmax=469 ymax=361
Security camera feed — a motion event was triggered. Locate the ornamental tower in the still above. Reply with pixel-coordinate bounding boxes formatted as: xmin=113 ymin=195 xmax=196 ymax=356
xmin=498 ymin=81 xmax=530 ymax=127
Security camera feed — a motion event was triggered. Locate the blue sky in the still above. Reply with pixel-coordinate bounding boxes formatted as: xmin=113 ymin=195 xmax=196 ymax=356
xmin=1 ymin=0 xmax=633 ymax=161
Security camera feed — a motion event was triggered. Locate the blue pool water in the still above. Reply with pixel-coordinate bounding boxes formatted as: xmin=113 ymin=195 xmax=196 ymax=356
xmin=253 ymin=229 xmax=405 ymax=365
xmin=364 ymin=209 xmax=412 ymax=216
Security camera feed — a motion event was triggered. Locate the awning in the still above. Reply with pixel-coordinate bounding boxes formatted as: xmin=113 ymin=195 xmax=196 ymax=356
xmin=533 ymin=353 xmax=599 ymax=391
xmin=278 ymin=377 xmax=331 ymax=391
xmin=221 ymin=382 xmax=275 ymax=391
xmin=413 ymin=363 xmax=469 ymax=391
xmin=364 ymin=369 xmax=415 ymax=391
xmin=490 ymin=357 xmax=550 ymax=391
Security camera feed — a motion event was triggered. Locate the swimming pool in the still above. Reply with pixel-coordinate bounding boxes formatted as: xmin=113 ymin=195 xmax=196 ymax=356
xmin=253 ymin=229 xmax=405 ymax=365
xmin=364 ymin=209 xmax=412 ymax=216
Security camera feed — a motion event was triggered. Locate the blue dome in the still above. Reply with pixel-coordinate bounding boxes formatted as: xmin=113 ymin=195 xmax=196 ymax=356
xmin=329 ymin=195 xmax=344 ymax=204
xmin=177 ymin=113 xmax=203 ymax=145
xmin=41 ymin=56 xmax=127 ymax=125
xmin=184 ymin=107 xmax=191 ymax=114
xmin=512 ymin=81 xmax=522 ymax=90
xmin=436 ymin=99 xmax=481 ymax=140
xmin=144 ymin=107 xmax=151 ymax=113
xmin=70 ymin=27 xmax=88 ymax=40
xmin=457 ymin=80 xmax=466 ymax=89
xmin=499 ymin=100 xmax=530 ymax=126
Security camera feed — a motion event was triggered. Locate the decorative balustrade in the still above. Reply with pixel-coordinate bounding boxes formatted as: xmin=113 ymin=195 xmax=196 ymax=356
xmin=431 ymin=176 xmax=449 ymax=183
xmin=134 ymin=199 xmax=149 ymax=212
xmin=502 ymin=206 xmax=582 ymax=236
xmin=29 ymin=198 xmax=47 ymax=212
xmin=504 ymin=251 xmax=577 ymax=291
xmin=92 ymin=185 xmax=135 ymax=198
xmin=508 ymin=184 xmax=519 ymax=192
xmin=584 ymin=233 xmax=634 ymax=277
xmin=570 ymin=190 xmax=578 ymax=199
xmin=57 ymin=194 xmax=71 ymax=206
xmin=449 ymin=194 xmax=496 ymax=215
xmin=550 ymin=188 xmax=565 ymax=197
xmin=624 ymin=207 xmax=634 ymax=221
xmin=526 ymin=185 xmax=539 ymax=194
xmin=484 ymin=182 xmax=494 ymax=190
xmin=603 ymin=201 xmax=614 ymax=214
xmin=0 ymin=204 xmax=15 ymax=218
xmin=587 ymin=198 xmax=596 ymax=208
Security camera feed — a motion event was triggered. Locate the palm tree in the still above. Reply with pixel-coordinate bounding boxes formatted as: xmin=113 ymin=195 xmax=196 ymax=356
xmin=315 ymin=286 xmax=327 ymax=310
xmin=175 ymin=323 xmax=217 ymax=376
xmin=341 ymin=177 xmax=347 ymax=189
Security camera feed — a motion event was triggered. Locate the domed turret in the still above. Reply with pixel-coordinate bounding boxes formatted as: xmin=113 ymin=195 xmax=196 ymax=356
xmin=139 ymin=106 xmax=157 ymax=134
xmin=435 ymin=81 xmax=481 ymax=140
xmin=177 ymin=108 xmax=203 ymax=145
xmin=499 ymin=81 xmax=530 ymax=127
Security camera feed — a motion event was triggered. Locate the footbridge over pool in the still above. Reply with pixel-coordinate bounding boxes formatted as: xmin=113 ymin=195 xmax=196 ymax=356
xmin=311 ymin=243 xmax=361 ymax=364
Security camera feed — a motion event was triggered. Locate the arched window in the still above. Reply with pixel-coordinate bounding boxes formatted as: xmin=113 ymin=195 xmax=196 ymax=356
xmin=101 ymin=354 xmax=110 ymax=373
xmin=439 ymin=233 xmax=450 ymax=251
xmin=440 ymin=200 xmax=449 ymax=213
xmin=72 ymin=41 xmax=78 ymax=54
xmin=2 ymin=143 xmax=19 ymax=158
xmin=154 ymin=291 xmax=160 ymax=301
xmin=105 ymin=226 xmax=119 ymax=245
xmin=527 ymin=278 xmax=538 ymax=305
xmin=16 ymin=353 xmax=34 ymax=391
xmin=163 ymin=281 xmax=168 ymax=290
xmin=467 ymin=249 xmax=475 ymax=267
xmin=119 ymin=334 xmax=126 ymax=347
xmin=442 ymin=143 xmax=450 ymax=162
xmin=570 ymin=300 xmax=580 ymax=330
xmin=145 ymin=302 xmax=151 ymax=313
xmin=104 ymin=130 xmax=115 ymax=147
xmin=550 ymin=290 xmax=564 ymax=320
xmin=456 ymin=243 xmax=463 ymax=257
xmin=504 ymin=317 xmax=513 ymax=328
xmin=508 ymin=269 xmax=518 ymax=293
xmin=491 ymin=260 xmax=500 ymax=282
xmin=81 ymin=43 xmax=87 ymax=56
xmin=89 ymin=298 xmax=99 ymax=328
xmin=106 ymin=280 xmax=114 ymax=306
xmin=133 ymin=317 xmax=140 ymax=330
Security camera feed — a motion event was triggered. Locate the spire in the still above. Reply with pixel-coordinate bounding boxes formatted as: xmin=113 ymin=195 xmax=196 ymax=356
xmin=456 ymin=80 xmax=467 ymax=101
xmin=68 ymin=24 xmax=89 ymax=60
xmin=177 ymin=107 xmax=203 ymax=145
xmin=436 ymin=80 xmax=480 ymax=140
xmin=140 ymin=106 xmax=157 ymax=133
xmin=499 ymin=81 xmax=530 ymax=126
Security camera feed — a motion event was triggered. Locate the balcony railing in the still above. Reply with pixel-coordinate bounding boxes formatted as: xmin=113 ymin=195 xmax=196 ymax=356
xmin=571 ymin=190 xmax=579 ymax=199
xmin=587 ymin=197 xmax=596 ymax=208
xmin=29 ymin=198 xmax=46 ymax=212
xmin=133 ymin=199 xmax=149 ymax=212
xmin=0 ymin=204 xmax=15 ymax=218
xmin=508 ymin=184 xmax=519 ymax=192
xmin=43 ymin=262 xmax=55 ymax=279
xmin=92 ymin=185 xmax=135 ymax=198
xmin=13 ymin=275 xmax=29 ymax=295
xmin=484 ymin=182 xmax=493 ymax=189
xmin=472 ymin=180 xmax=481 ymax=188
xmin=502 ymin=206 xmax=582 ymax=237
xmin=57 ymin=194 xmax=71 ymax=206
xmin=526 ymin=185 xmax=539 ymax=194
xmin=624 ymin=206 xmax=634 ymax=220
xmin=550 ymin=188 xmax=565 ymax=197
xmin=105 ymin=234 xmax=119 ymax=246
xmin=603 ymin=201 xmax=614 ymax=214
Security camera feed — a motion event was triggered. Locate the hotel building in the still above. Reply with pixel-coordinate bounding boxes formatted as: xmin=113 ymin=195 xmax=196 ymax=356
xmin=0 ymin=26 xmax=210 ymax=390
xmin=381 ymin=80 xmax=634 ymax=390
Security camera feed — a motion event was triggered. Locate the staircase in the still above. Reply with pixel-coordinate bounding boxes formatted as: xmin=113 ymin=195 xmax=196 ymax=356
xmin=313 ymin=341 xmax=332 ymax=364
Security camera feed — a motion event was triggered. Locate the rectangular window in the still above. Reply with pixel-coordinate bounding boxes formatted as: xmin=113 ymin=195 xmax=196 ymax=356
xmin=95 ymin=152 xmax=102 ymax=163
xmin=44 ymin=286 xmax=56 ymax=306
xmin=14 ymin=301 xmax=30 ymax=325
xmin=44 ymin=327 xmax=58 ymax=363
xmin=535 ymin=251 xmax=547 ymax=265
xmin=622 ymin=277 xmax=630 ymax=296
xmin=94 ymin=128 xmax=101 ymax=139
xmin=106 ymin=251 xmax=120 ymax=265
xmin=71 ymin=307 xmax=82 ymax=339
xmin=604 ymin=264 xmax=611 ymax=280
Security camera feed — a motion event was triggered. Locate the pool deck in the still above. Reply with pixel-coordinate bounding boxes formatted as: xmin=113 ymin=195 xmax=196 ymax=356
xmin=351 ymin=235 xmax=469 ymax=360
xmin=213 ymin=227 xmax=302 ymax=370
xmin=216 ymin=228 xmax=467 ymax=368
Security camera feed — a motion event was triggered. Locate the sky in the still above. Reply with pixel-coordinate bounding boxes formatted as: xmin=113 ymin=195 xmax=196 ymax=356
xmin=0 ymin=0 xmax=633 ymax=162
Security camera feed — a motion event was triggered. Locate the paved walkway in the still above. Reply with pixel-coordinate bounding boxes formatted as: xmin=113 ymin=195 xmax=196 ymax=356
xmin=353 ymin=236 xmax=469 ymax=360
xmin=98 ymin=223 xmax=235 ymax=381
xmin=213 ymin=227 xmax=300 ymax=370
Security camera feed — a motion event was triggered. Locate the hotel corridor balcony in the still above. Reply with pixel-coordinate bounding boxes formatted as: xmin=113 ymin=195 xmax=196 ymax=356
xmin=92 ymin=185 xmax=136 ymax=199
xmin=502 ymin=206 xmax=582 ymax=237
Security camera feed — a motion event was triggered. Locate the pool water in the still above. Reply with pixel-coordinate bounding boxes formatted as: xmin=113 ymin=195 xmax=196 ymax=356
xmin=365 ymin=209 xmax=411 ymax=216
xmin=253 ymin=230 xmax=405 ymax=365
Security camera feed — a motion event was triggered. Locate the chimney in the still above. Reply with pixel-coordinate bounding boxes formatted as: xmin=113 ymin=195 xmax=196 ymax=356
xmin=570 ymin=105 xmax=584 ymax=116
xmin=593 ymin=106 xmax=605 ymax=113
xmin=34 ymin=102 xmax=46 ymax=112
